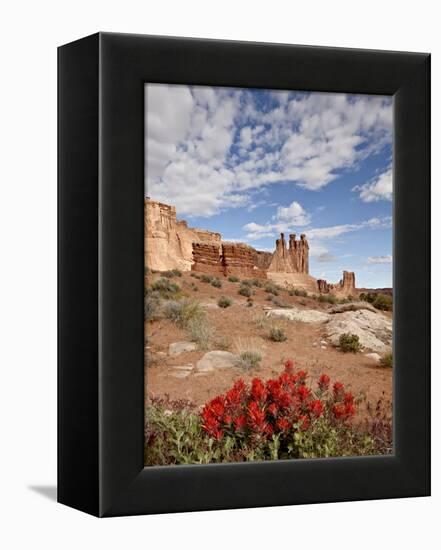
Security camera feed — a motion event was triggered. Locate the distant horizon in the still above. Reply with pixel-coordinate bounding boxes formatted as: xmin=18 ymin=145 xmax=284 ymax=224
xmin=145 ymin=84 xmax=393 ymax=288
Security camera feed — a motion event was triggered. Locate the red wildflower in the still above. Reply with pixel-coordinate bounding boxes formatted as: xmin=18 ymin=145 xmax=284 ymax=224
xmin=333 ymin=381 xmax=345 ymax=400
xmin=332 ymin=403 xmax=347 ymax=419
xmin=344 ymin=402 xmax=356 ymax=417
xmin=247 ymin=401 xmax=266 ymax=431
xmin=276 ymin=417 xmax=291 ymax=432
xmin=267 ymin=402 xmax=278 ymax=417
xmin=233 ymin=414 xmax=247 ymax=432
xmin=297 ymin=370 xmax=307 ymax=384
xmin=344 ymin=392 xmax=354 ymax=404
xmin=298 ymin=415 xmax=310 ymax=430
xmin=251 ymin=378 xmax=267 ymax=402
xmin=297 ymin=385 xmax=311 ymax=401
xmin=318 ymin=373 xmax=330 ymax=391
xmin=284 ymin=359 xmax=294 ymax=373
xmin=308 ymin=399 xmax=324 ymax=417
xmin=208 ymin=395 xmax=226 ymax=419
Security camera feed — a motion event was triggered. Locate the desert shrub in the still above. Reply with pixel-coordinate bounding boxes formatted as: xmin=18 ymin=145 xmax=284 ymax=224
xmin=318 ymin=294 xmax=337 ymax=304
xmin=163 ymin=298 xmax=204 ymax=328
xmin=299 ymin=299 xmax=307 ymax=306
xmin=211 ymin=278 xmax=222 ymax=288
xmin=213 ymin=336 xmax=232 ymax=351
xmin=151 ymin=277 xmax=181 ymax=299
xmin=339 ymin=333 xmax=361 ymax=353
xmin=265 ymin=283 xmax=279 ymax=296
xmin=145 ymin=361 xmax=392 ymax=465
xmin=269 ymin=327 xmax=287 ymax=342
xmin=144 ymin=290 xmax=162 ymax=321
xmin=240 ymin=279 xmax=253 ymax=287
xmin=373 ymin=293 xmax=392 ymax=311
xmin=191 ymin=272 xmax=201 ymax=279
xmin=200 ymin=274 xmax=213 ymax=283
xmin=380 ymin=352 xmax=393 ymax=368
xmin=187 ymin=317 xmax=214 ymax=350
xmin=268 ymin=295 xmax=291 ymax=308
xmin=228 ymin=275 xmax=239 ymax=283
xmin=338 ymin=297 xmax=350 ymax=304
xmin=250 ymin=278 xmax=263 ymax=287
xmin=162 ymin=270 xmax=175 ymax=278
xmin=347 ymin=294 xmax=354 ymax=301
xmin=238 ymin=285 xmax=252 ymax=297
xmin=190 ymin=282 xmax=199 ymax=292
xmin=218 ymin=296 xmax=232 ymax=308
xmin=290 ymin=288 xmax=307 ymax=297
xmin=246 ymin=298 xmax=254 ymax=307
xmin=360 ymin=292 xmax=376 ymax=304
xmin=237 ymin=350 xmax=262 ymax=369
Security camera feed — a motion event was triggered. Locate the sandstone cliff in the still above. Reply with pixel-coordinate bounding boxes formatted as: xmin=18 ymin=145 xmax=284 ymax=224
xmin=145 ymin=199 xmax=221 ymax=271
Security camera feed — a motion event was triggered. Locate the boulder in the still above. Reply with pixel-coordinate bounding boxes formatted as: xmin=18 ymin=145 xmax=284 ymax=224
xmin=196 ymin=351 xmax=238 ymax=372
xmin=168 ymin=341 xmax=197 ymax=356
xmin=325 ymin=309 xmax=392 ymax=353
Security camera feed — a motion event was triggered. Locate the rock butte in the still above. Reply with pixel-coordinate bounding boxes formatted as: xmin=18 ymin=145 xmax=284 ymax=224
xmin=145 ymin=198 xmax=357 ymax=297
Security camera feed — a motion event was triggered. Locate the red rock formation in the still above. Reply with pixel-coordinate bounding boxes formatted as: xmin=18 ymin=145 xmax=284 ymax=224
xmin=339 ymin=271 xmax=356 ymax=295
xmin=252 ymin=250 xmax=273 ymax=270
xmin=191 ymin=243 xmax=223 ymax=274
xmin=268 ymin=232 xmax=309 ymax=274
xmin=221 ymin=243 xmax=266 ymax=278
xmin=317 ymin=279 xmax=330 ymax=293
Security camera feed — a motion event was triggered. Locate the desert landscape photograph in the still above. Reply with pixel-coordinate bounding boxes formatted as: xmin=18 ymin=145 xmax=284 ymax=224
xmin=144 ymin=84 xmax=393 ymax=466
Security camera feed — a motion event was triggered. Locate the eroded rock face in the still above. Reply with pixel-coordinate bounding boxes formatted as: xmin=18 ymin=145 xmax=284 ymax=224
xmin=221 ymin=243 xmax=267 ymax=279
xmin=268 ymin=233 xmax=309 ymax=274
xmin=317 ymin=279 xmax=330 ymax=293
xmin=145 ymin=199 xmax=221 ymax=271
xmin=192 ymin=243 xmax=223 ymax=274
xmin=339 ymin=271 xmax=356 ymax=295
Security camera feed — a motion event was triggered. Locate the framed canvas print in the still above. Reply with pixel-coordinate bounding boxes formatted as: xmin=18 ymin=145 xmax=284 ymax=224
xmin=58 ymin=32 xmax=430 ymax=516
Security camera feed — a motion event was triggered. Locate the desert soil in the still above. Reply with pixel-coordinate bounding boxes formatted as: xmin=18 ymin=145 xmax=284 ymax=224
xmin=145 ymin=272 xmax=393 ymax=419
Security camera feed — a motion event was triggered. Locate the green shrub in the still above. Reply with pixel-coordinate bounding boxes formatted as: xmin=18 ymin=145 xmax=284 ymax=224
xmin=187 ymin=317 xmax=214 ymax=350
xmin=373 ymin=294 xmax=392 ymax=311
xmin=289 ymin=288 xmax=307 ymax=297
xmin=190 ymin=272 xmax=200 ymax=279
xmin=360 ymin=292 xmax=376 ymax=304
xmin=318 ymin=294 xmax=337 ymax=304
xmin=380 ymin=352 xmax=393 ymax=368
xmin=163 ymin=298 xmax=204 ymax=328
xmin=211 ymin=278 xmax=222 ymax=288
xmin=240 ymin=279 xmax=253 ymax=287
xmin=144 ymin=290 xmax=161 ymax=321
xmin=237 ymin=350 xmax=262 ymax=369
xmin=228 ymin=275 xmax=239 ymax=283
xmin=200 ymin=274 xmax=213 ymax=283
xmin=250 ymin=278 xmax=263 ymax=287
xmin=269 ymin=327 xmax=287 ymax=342
xmin=339 ymin=333 xmax=361 ymax=353
xmin=265 ymin=283 xmax=279 ymax=296
xmin=268 ymin=295 xmax=291 ymax=308
xmin=217 ymin=296 xmax=232 ymax=308
xmin=151 ymin=277 xmax=181 ymax=299
xmin=238 ymin=285 xmax=252 ymax=297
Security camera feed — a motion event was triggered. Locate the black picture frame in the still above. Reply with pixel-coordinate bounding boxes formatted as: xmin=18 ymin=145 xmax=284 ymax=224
xmin=58 ymin=32 xmax=430 ymax=517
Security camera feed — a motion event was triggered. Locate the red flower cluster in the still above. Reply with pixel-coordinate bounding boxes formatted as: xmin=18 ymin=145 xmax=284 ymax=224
xmin=200 ymin=360 xmax=356 ymax=441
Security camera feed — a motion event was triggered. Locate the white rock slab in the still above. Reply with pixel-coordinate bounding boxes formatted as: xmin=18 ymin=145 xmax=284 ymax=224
xmin=196 ymin=350 xmax=238 ymax=372
xmin=266 ymin=308 xmax=330 ymax=323
xmin=168 ymin=341 xmax=197 ymax=356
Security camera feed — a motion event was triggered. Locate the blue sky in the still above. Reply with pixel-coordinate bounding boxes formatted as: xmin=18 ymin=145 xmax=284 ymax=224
xmin=145 ymin=84 xmax=393 ymax=288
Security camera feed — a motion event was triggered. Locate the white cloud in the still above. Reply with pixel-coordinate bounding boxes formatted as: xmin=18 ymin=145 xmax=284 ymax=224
xmin=353 ymin=167 xmax=393 ymax=202
xmin=274 ymin=201 xmax=311 ymax=225
xmin=146 ymin=84 xmax=393 ymax=217
xmin=367 ymin=255 xmax=393 ymax=264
